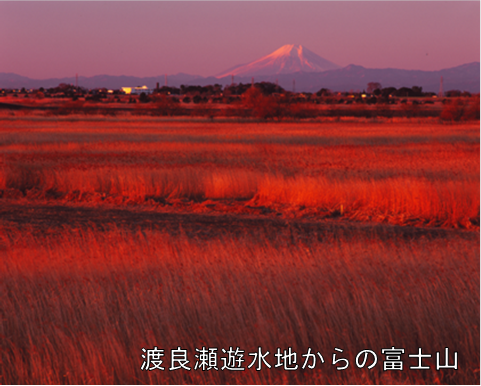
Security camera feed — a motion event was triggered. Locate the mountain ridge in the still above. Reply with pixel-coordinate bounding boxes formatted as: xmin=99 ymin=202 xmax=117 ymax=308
xmin=0 ymin=43 xmax=478 ymax=93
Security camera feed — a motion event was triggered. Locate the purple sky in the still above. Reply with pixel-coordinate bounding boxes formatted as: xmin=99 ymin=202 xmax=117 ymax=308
xmin=1 ymin=1 xmax=479 ymax=79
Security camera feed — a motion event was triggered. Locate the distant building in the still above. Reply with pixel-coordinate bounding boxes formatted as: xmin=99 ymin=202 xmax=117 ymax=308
xmin=121 ymin=85 xmax=152 ymax=95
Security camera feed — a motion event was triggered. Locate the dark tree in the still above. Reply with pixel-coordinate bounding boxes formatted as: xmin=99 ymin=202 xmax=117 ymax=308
xmin=381 ymin=87 xmax=397 ymax=98
xmin=411 ymin=86 xmax=423 ymax=97
xmin=316 ymin=88 xmax=332 ymax=97
xmin=445 ymin=90 xmax=462 ymax=97
xmin=396 ymin=87 xmax=415 ymax=97
xmin=139 ymin=92 xmax=150 ymax=103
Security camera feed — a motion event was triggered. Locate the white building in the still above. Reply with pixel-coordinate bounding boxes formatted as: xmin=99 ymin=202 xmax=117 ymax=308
xmin=121 ymin=85 xmax=152 ymax=95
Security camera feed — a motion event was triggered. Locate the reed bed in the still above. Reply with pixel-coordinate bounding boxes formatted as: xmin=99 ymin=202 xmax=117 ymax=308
xmin=0 ymin=226 xmax=479 ymax=384
xmin=0 ymin=117 xmax=479 ymax=384
xmin=0 ymin=164 xmax=478 ymax=228
xmin=1 ymin=116 xmax=479 ymax=229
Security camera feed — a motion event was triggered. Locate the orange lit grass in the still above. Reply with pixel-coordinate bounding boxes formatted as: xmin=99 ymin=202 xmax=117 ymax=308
xmin=0 ymin=226 xmax=478 ymax=384
xmin=0 ymin=118 xmax=478 ymax=229
xmin=0 ymin=165 xmax=477 ymax=228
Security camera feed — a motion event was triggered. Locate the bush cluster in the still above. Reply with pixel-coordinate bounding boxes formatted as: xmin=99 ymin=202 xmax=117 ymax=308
xmin=440 ymin=97 xmax=480 ymax=121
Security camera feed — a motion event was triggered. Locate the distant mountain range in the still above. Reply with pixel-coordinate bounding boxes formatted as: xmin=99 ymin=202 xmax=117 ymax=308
xmin=1 ymin=44 xmax=479 ymax=93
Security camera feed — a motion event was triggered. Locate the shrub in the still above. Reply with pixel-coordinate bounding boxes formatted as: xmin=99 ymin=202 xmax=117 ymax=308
xmin=152 ymin=95 xmax=180 ymax=116
xmin=400 ymin=101 xmax=420 ymax=118
xmin=440 ymin=99 xmax=466 ymax=121
xmin=242 ymin=87 xmax=282 ymax=120
xmin=464 ymin=95 xmax=480 ymax=121
xmin=4 ymin=162 xmax=45 ymax=194
xmin=139 ymin=92 xmax=150 ymax=103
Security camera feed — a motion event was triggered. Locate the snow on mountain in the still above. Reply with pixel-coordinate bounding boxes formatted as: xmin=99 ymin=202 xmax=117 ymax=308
xmin=216 ymin=44 xmax=341 ymax=78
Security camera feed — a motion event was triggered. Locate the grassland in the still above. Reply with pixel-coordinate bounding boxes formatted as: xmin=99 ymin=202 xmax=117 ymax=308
xmin=0 ymin=116 xmax=478 ymax=227
xmin=0 ymin=115 xmax=479 ymax=384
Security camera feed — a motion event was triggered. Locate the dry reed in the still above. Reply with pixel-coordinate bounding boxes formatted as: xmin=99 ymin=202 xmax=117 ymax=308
xmin=1 ymin=226 xmax=478 ymax=384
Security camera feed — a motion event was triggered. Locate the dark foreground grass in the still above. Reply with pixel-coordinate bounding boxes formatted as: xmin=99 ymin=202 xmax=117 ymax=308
xmin=1 ymin=225 xmax=478 ymax=384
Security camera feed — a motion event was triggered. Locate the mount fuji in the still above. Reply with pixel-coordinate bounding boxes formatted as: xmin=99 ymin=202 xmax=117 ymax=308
xmin=1 ymin=43 xmax=479 ymax=92
xmin=216 ymin=44 xmax=341 ymax=78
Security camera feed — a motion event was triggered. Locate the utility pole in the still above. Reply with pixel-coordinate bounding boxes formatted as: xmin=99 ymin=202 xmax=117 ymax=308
xmin=75 ymin=73 xmax=78 ymax=89
xmin=438 ymin=76 xmax=444 ymax=98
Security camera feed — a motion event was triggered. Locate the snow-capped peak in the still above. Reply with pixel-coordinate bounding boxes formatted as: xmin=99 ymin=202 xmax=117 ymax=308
xmin=216 ymin=44 xmax=340 ymax=78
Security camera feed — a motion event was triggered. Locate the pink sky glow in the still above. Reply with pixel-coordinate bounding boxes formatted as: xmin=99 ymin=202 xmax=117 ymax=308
xmin=1 ymin=1 xmax=479 ymax=79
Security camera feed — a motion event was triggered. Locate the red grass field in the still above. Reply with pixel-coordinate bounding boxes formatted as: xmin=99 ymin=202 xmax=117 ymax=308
xmin=0 ymin=114 xmax=479 ymax=384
